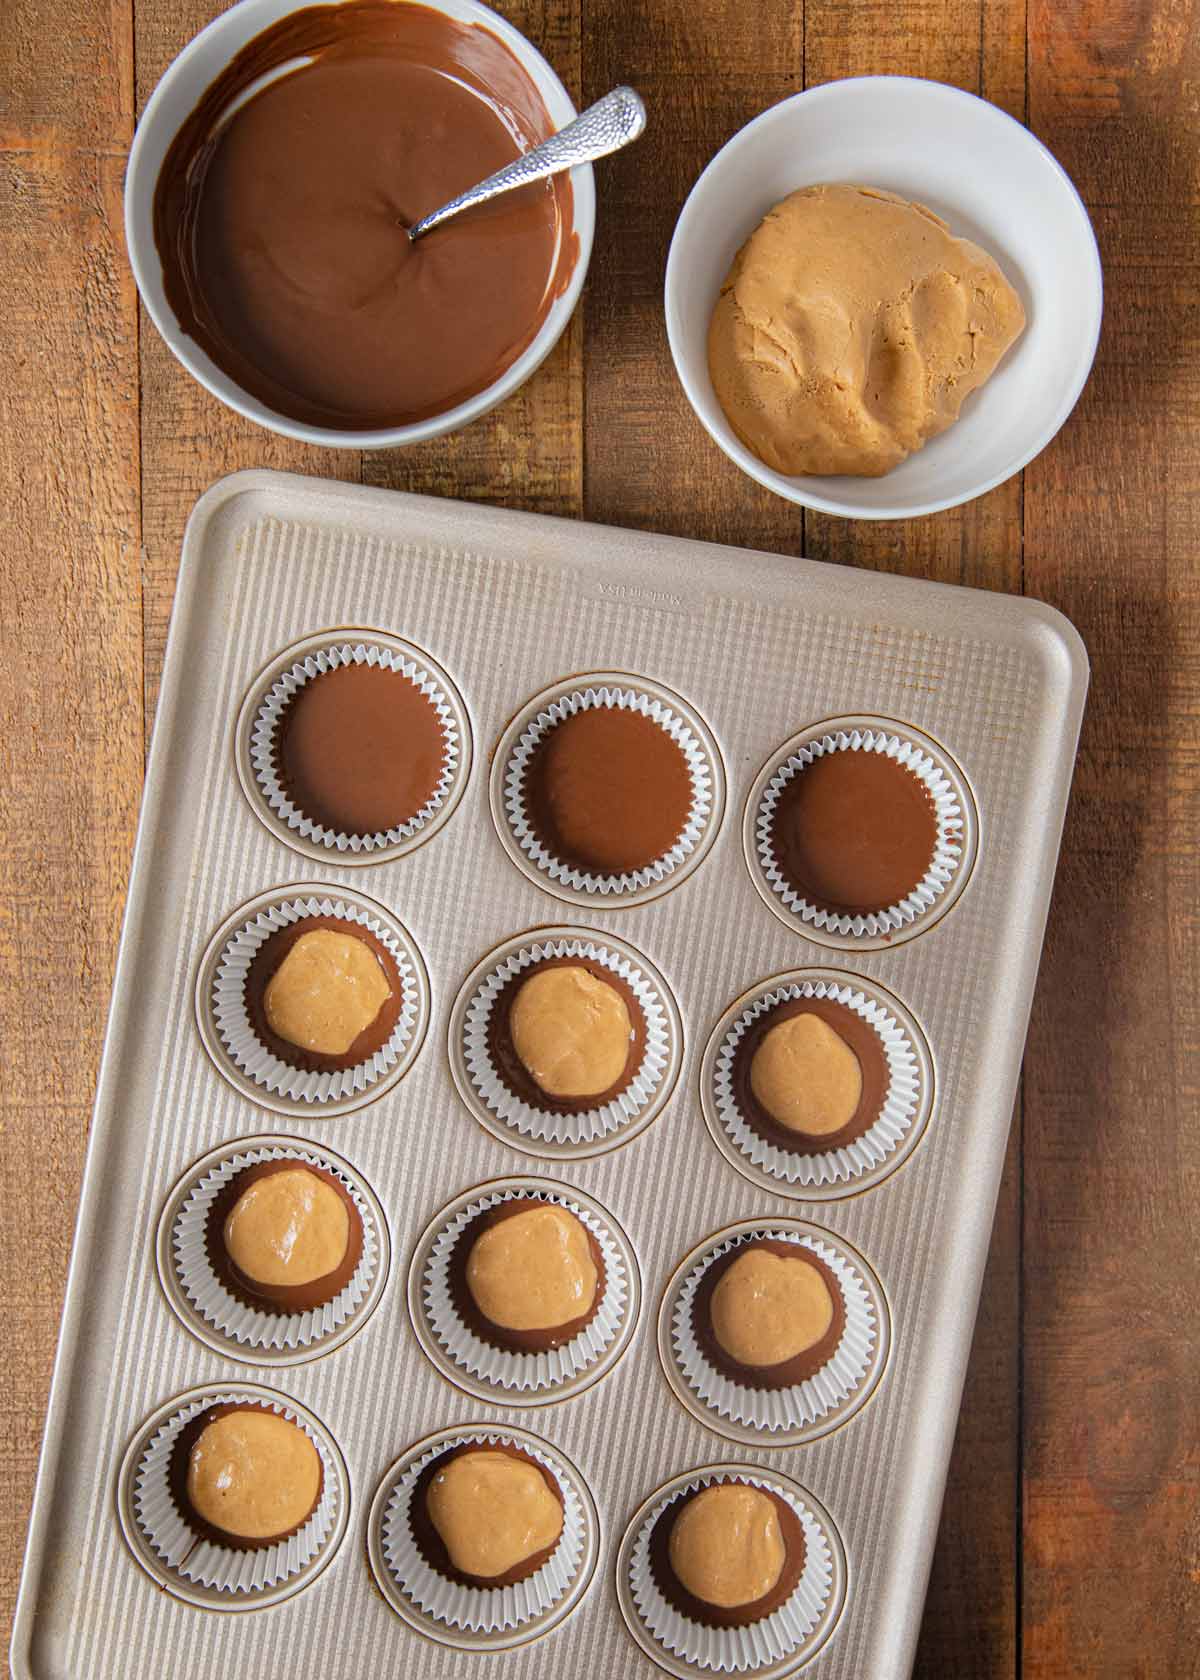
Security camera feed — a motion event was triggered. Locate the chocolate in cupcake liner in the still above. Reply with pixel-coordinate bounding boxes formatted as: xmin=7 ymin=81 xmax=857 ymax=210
xmin=502 ymin=684 xmax=716 ymax=898
xmin=710 ymin=977 xmax=924 ymax=1189
xmin=420 ymin=1185 xmax=630 ymax=1395
xmin=379 ymin=1431 xmax=588 ymax=1634
xmin=627 ymin=1471 xmax=835 ymax=1674
xmin=131 ymin=1389 xmax=342 ymax=1596
xmin=458 ymin=933 xmax=677 ymax=1149
xmin=754 ymin=728 xmax=964 ymax=939
xmin=249 ymin=640 xmax=462 ymax=854
xmin=171 ymin=1143 xmax=380 ymax=1354
xmin=668 ymin=1229 xmax=877 ymax=1436
xmin=210 ymin=893 xmax=422 ymax=1105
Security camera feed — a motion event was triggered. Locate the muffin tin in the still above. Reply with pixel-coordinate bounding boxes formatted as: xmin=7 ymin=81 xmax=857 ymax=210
xmin=11 ymin=470 xmax=1087 ymax=1679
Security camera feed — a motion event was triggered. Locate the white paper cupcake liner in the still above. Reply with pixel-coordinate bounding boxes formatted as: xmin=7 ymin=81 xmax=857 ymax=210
xmin=421 ymin=1187 xmax=628 ymax=1393
xmin=381 ymin=1433 xmax=587 ymax=1633
xmin=211 ymin=894 xmax=420 ymax=1104
xmin=755 ymin=729 xmax=964 ymax=938
xmin=250 ymin=641 xmax=461 ymax=853
xmin=503 ymin=686 xmax=714 ymax=896
xmin=670 ymin=1230 xmax=876 ymax=1434
xmin=463 ymin=936 xmax=673 ymax=1146
xmin=171 ymin=1144 xmax=378 ymax=1352
xmin=132 ymin=1390 xmax=340 ymax=1595
xmin=713 ymin=979 xmax=921 ymax=1188
xmin=629 ymin=1472 xmax=834 ymax=1673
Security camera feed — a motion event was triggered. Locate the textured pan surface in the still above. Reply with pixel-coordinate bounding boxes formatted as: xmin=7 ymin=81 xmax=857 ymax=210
xmin=12 ymin=470 xmax=1087 ymax=1680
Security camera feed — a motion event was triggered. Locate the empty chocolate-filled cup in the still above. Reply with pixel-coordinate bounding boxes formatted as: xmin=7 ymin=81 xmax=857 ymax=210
xmin=701 ymin=970 xmax=933 ymax=1199
xmin=122 ymin=1385 xmax=346 ymax=1605
xmin=618 ymin=1466 xmax=845 ymax=1675
xmin=411 ymin=1179 xmax=639 ymax=1402
xmin=449 ymin=928 xmax=682 ymax=1158
xmin=369 ymin=1425 xmax=598 ymax=1647
xmin=746 ymin=719 xmax=976 ymax=948
xmin=199 ymin=886 xmax=429 ymax=1114
xmin=659 ymin=1221 xmax=889 ymax=1444
xmin=492 ymin=675 xmax=725 ymax=907
xmin=242 ymin=634 xmax=470 ymax=862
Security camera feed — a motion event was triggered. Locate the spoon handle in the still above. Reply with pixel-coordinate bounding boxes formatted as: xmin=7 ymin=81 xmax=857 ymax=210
xmin=408 ymin=86 xmax=647 ymax=241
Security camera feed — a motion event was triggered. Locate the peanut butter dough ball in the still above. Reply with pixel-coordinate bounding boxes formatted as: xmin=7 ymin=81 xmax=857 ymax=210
xmin=426 ymin=1450 xmax=563 ymax=1581
xmin=466 ymin=1203 xmax=598 ymax=1332
xmin=186 ymin=1408 xmax=321 ymax=1544
xmin=708 ymin=183 xmax=1025 ymax=477
xmin=509 ymin=964 xmax=633 ymax=1099
xmin=669 ymin=1483 xmax=785 ymax=1609
xmin=264 ymin=926 xmax=391 ymax=1056
xmin=710 ymin=1248 xmax=835 ymax=1368
xmin=223 ymin=1166 xmax=350 ymax=1290
xmin=749 ymin=1012 xmax=863 ymax=1137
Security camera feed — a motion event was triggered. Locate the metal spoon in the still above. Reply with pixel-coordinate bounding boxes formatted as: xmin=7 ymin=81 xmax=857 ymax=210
xmin=406 ymin=85 xmax=647 ymax=242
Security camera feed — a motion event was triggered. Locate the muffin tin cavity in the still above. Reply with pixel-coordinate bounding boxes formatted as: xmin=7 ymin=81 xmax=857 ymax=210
xmin=490 ymin=673 xmax=726 ymax=908
xmin=616 ymin=1465 xmax=847 ymax=1677
xmin=195 ymin=884 xmax=430 ymax=1118
xmin=236 ymin=630 xmax=472 ymax=864
xmin=658 ymin=1220 xmax=890 ymax=1446
xmin=448 ymin=926 xmax=683 ymax=1159
xmin=745 ymin=716 xmax=977 ymax=949
xmin=155 ymin=1135 xmax=390 ymax=1366
xmin=367 ymin=1424 xmax=599 ymax=1651
xmin=409 ymin=1176 xmax=640 ymax=1405
xmin=116 ymin=1384 xmax=349 ymax=1610
xmin=701 ymin=969 xmax=934 ymax=1200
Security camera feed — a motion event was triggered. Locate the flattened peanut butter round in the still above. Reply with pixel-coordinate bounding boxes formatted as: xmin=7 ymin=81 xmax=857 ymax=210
xmin=509 ymin=964 xmax=633 ymax=1099
xmin=186 ymin=1409 xmax=321 ymax=1542
xmin=466 ymin=1204 xmax=598 ymax=1332
xmin=223 ymin=1166 xmax=350 ymax=1289
xmin=426 ymin=1450 xmax=562 ymax=1580
xmin=669 ymin=1483 xmax=785 ymax=1609
xmin=263 ymin=926 xmax=391 ymax=1056
xmin=749 ymin=1012 xmax=863 ymax=1137
xmin=710 ymin=1248 xmax=835 ymax=1368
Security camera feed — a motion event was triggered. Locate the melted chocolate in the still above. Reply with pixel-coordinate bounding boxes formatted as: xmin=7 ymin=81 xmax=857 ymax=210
xmin=169 ymin=1402 xmax=323 ymax=1552
xmin=731 ymin=994 xmax=888 ymax=1157
xmin=691 ymin=1237 xmax=846 ymax=1391
xmin=205 ymin=1159 xmax=364 ymax=1314
xmin=768 ymin=749 xmax=937 ymax=914
xmin=410 ymin=1442 xmax=563 ymax=1588
xmin=523 ymin=706 xmax=695 ymax=876
xmin=245 ymin=914 xmax=402 ymax=1073
xmin=648 ymin=1480 xmax=806 ymax=1631
xmin=486 ymin=955 xmax=644 ymax=1115
xmin=448 ymin=1196 xmax=606 ymax=1354
xmin=275 ymin=662 xmax=448 ymax=837
xmin=153 ymin=1 xmax=577 ymax=429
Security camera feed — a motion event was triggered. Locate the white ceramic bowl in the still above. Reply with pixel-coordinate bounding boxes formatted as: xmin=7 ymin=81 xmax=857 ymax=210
xmin=124 ymin=0 xmax=594 ymax=449
xmin=665 ymin=77 xmax=1102 ymax=520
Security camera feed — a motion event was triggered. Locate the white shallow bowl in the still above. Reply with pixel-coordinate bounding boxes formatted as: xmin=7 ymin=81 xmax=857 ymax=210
xmin=665 ymin=77 xmax=1102 ymax=520
xmin=125 ymin=0 xmax=594 ymax=450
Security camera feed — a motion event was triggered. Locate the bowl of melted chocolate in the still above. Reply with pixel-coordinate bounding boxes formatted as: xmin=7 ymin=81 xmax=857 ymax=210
xmin=125 ymin=0 xmax=592 ymax=444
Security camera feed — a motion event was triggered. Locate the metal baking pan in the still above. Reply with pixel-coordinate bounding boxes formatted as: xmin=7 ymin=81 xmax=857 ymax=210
xmin=11 ymin=468 xmax=1087 ymax=1679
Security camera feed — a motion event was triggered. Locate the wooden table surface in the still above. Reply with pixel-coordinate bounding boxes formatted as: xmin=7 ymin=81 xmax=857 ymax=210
xmin=3 ymin=0 xmax=1198 ymax=1674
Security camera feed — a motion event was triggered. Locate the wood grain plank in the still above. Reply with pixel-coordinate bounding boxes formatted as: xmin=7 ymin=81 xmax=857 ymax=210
xmin=802 ymin=7 xmax=1025 ymax=1677
xmin=363 ymin=0 xmax=584 ymax=518
xmin=0 ymin=97 xmax=140 ymax=1663
xmin=581 ymin=8 xmax=1025 ymax=1669
xmin=580 ymin=0 xmax=807 ymax=552
xmin=1023 ymin=3 xmax=1200 ymax=1665
xmin=134 ymin=0 xmax=360 ymax=730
